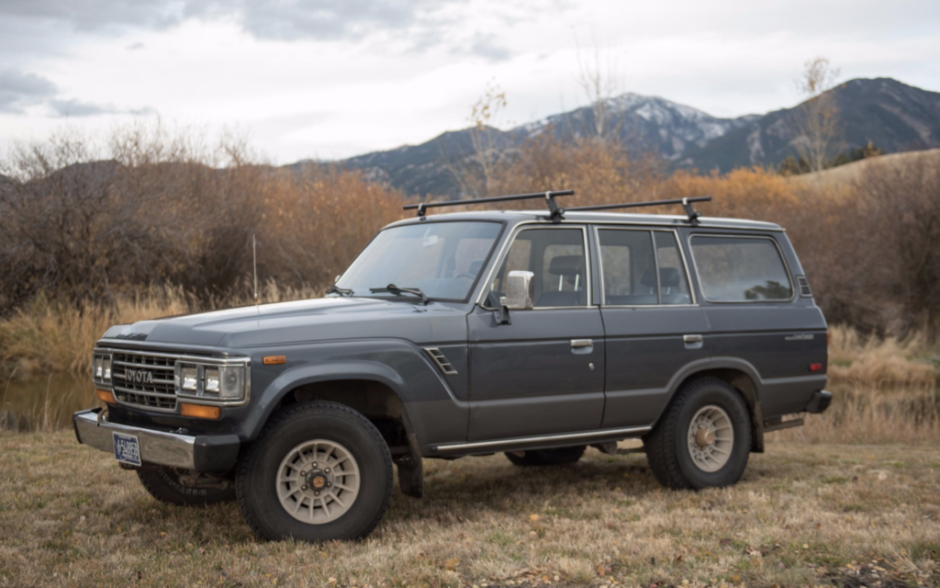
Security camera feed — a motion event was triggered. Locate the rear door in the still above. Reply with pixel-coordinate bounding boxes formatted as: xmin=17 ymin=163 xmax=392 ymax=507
xmin=595 ymin=226 xmax=711 ymax=428
xmin=467 ymin=225 xmax=606 ymax=441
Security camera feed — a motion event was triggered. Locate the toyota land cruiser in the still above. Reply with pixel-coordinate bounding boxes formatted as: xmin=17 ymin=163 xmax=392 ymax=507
xmin=73 ymin=192 xmax=831 ymax=543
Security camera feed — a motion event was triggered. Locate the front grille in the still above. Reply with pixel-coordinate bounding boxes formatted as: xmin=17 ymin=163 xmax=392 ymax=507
xmin=111 ymin=351 xmax=177 ymax=411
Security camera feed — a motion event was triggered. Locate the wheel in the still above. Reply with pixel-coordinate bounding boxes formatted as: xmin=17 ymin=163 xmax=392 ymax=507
xmin=644 ymin=377 xmax=751 ymax=490
xmin=236 ymin=401 xmax=393 ymax=542
xmin=136 ymin=467 xmax=235 ymax=506
xmin=504 ymin=445 xmax=586 ymax=466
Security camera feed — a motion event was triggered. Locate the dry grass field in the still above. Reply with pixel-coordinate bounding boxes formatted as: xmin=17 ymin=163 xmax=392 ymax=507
xmin=1 ymin=431 xmax=938 ymax=588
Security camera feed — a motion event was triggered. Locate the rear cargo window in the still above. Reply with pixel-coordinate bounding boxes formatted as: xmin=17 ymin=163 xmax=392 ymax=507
xmin=690 ymin=235 xmax=792 ymax=302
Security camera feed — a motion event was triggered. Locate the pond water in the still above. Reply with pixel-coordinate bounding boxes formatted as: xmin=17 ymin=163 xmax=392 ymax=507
xmin=1 ymin=372 xmax=97 ymax=431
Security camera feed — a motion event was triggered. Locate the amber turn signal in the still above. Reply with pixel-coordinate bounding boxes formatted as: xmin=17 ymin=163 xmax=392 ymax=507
xmin=180 ymin=403 xmax=221 ymax=419
xmin=263 ymin=355 xmax=287 ymax=365
xmin=96 ymin=389 xmax=115 ymax=404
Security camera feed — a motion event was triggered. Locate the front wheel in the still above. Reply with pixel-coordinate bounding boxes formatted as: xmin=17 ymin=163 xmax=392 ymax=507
xmin=644 ymin=377 xmax=751 ymax=490
xmin=236 ymin=401 xmax=393 ymax=542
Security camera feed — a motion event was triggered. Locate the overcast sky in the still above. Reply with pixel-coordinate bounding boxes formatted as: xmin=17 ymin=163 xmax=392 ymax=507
xmin=1 ymin=0 xmax=938 ymax=163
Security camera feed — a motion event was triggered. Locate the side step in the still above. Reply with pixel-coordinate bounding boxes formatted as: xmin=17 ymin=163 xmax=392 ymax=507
xmin=763 ymin=417 xmax=804 ymax=433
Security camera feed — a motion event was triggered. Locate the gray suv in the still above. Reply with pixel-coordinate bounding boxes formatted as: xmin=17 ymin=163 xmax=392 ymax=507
xmin=73 ymin=192 xmax=831 ymax=543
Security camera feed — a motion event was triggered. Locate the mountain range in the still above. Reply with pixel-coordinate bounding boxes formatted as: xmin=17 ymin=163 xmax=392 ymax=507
xmin=291 ymin=78 xmax=940 ymax=198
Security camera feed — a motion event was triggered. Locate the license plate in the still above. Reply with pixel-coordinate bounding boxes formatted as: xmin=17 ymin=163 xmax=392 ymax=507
xmin=113 ymin=432 xmax=142 ymax=466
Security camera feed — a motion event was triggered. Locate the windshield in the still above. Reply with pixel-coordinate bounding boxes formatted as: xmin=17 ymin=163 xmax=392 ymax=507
xmin=336 ymin=221 xmax=503 ymax=301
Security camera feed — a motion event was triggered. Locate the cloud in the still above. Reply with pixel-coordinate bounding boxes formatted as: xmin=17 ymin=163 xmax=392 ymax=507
xmin=0 ymin=0 xmax=469 ymax=41
xmin=465 ymin=33 xmax=511 ymax=62
xmin=0 ymin=70 xmax=58 ymax=113
xmin=0 ymin=69 xmax=152 ymax=117
xmin=48 ymin=98 xmax=114 ymax=117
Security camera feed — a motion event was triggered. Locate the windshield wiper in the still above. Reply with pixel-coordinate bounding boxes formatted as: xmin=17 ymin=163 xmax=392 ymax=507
xmin=369 ymin=284 xmax=429 ymax=305
xmin=325 ymin=285 xmax=354 ymax=297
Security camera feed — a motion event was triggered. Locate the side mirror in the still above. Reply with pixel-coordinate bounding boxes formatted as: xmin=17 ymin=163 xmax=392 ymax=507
xmin=504 ymin=271 xmax=535 ymax=310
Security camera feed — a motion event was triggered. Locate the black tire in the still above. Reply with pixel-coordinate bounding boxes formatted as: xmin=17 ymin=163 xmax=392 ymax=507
xmin=504 ymin=445 xmax=586 ymax=466
xmin=644 ymin=377 xmax=751 ymax=490
xmin=236 ymin=401 xmax=393 ymax=542
xmin=136 ymin=468 xmax=236 ymax=506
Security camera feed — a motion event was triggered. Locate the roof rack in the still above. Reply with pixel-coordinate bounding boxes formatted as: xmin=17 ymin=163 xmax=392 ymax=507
xmin=404 ymin=190 xmax=574 ymax=222
xmin=566 ymin=196 xmax=712 ymax=225
xmin=403 ymin=192 xmax=711 ymax=225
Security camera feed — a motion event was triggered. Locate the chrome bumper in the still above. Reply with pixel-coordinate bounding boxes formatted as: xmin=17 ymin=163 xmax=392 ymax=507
xmin=73 ymin=408 xmax=240 ymax=472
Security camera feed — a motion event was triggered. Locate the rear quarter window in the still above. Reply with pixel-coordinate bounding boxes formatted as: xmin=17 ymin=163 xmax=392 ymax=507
xmin=690 ymin=235 xmax=793 ymax=302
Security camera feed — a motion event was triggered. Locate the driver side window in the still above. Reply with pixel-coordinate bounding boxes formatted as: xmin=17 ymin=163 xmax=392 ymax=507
xmin=490 ymin=228 xmax=587 ymax=308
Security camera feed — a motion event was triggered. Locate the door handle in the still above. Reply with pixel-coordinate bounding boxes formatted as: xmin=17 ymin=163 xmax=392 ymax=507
xmin=570 ymin=339 xmax=593 ymax=348
xmin=683 ymin=334 xmax=703 ymax=343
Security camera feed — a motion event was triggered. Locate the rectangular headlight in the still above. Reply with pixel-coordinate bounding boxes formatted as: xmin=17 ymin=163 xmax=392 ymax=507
xmin=181 ymin=366 xmax=198 ymax=391
xmin=94 ymin=357 xmax=103 ymax=379
xmin=218 ymin=365 xmax=245 ymax=400
xmin=103 ymin=358 xmax=111 ymax=381
xmin=204 ymin=367 xmax=220 ymax=393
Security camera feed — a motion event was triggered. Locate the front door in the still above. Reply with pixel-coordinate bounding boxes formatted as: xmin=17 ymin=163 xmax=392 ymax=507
xmin=467 ymin=225 xmax=605 ymax=441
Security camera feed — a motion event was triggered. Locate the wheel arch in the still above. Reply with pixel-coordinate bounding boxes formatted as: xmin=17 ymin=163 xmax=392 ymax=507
xmin=249 ymin=359 xmax=420 ymax=450
xmin=662 ymin=358 xmax=766 ymax=453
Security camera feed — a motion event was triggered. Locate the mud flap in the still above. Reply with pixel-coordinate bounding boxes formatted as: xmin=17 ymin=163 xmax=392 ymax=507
xmin=393 ymin=432 xmax=424 ymax=498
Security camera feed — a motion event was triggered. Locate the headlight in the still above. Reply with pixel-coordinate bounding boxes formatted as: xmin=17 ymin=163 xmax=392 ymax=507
xmin=174 ymin=361 xmax=248 ymax=403
xmin=204 ymin=367 xmax=220 ymax=393
xmin=218 ymin=366 xmax=245 ymax=400
xmin=92 ymin=352 xmax=112 ymax=385
xmin=181 ymin=366 xmax=198 ymax=391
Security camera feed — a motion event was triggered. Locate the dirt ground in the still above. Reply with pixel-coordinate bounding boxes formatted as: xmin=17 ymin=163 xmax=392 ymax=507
xmin=1 ymin=432 xmax=937 ymax=588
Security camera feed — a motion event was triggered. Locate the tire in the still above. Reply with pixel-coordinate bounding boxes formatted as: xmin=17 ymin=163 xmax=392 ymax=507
xmin=644 ymin=377 xmax=751 ymax=490
xmin=136 ymin=468 xmax=235 ymax=506
xmin=236 ymin=401 xmax=393 ymax=542
xmin=504 ymin=445 xmax=586 ymax=466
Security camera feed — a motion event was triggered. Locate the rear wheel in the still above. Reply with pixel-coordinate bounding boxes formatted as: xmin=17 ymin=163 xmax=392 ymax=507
xmin=644 ymin=377 xmax=751 ymax=490
xmin=136 ymin=467 xmax=235 ymax=506
xmin=236 ymin=401 xmax=393 ymax=542
xmin=504 ymin=445 xmax=586 ymax=466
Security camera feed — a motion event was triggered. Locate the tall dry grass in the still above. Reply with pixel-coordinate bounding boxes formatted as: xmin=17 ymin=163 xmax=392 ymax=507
xmin=828 ymin=324 xmax=937 ymax=388
xmin=0 ymin=282 xmax=326 ymax=377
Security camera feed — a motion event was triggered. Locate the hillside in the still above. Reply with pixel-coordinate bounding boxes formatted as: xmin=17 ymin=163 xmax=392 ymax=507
xmin=687 ymin=78 xmax=940 ymax=171
xmin=788 ymin=147 xmax=940 ymax=189
xmin=291 ymin=78 xmax=940 ymax=198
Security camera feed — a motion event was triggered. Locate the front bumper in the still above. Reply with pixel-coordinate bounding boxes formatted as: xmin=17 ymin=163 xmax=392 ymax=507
xmin=73 ymin=408 xmax=240 ymax=473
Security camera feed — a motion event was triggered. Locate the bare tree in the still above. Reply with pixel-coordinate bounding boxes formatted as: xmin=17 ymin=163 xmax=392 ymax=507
xmin=794 ymin=57 xmax=841 ymax=172
xmin=574 ymin=33 xmax=622 ymax=144
xmin=442 ymin=80 xmax=512 ymax=198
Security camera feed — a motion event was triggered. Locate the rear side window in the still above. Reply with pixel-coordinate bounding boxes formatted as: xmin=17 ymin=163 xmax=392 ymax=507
xmin=598 ymin=229 xmax=692 ymax=305
xmin=690 ymin=235 xmax=793 ymax=302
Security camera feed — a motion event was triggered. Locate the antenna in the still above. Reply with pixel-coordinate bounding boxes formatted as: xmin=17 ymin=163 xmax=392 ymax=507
xmin=252 ymin=233 xmax=258 ymax=305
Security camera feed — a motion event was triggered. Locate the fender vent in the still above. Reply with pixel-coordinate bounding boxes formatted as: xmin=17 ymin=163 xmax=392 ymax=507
xmin=797 ymin=276 xmax=812 ymax=297
xmin=424 ymin=348 xmax=458 ymax=376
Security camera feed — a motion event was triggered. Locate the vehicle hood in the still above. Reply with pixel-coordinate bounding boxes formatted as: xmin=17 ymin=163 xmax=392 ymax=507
xmin=99 ymin=297 xmax=468 ymax=349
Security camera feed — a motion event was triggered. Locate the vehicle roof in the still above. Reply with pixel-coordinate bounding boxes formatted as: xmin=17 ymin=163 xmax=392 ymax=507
xmin=386 ymin=210 xmax=784 ymax=232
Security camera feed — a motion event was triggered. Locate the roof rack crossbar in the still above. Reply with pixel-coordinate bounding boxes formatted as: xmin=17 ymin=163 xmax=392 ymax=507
xmin=566 ymin=196 xmax=711 ymax=225
xmin=404 ymin=190 xmax=574 ymax=221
